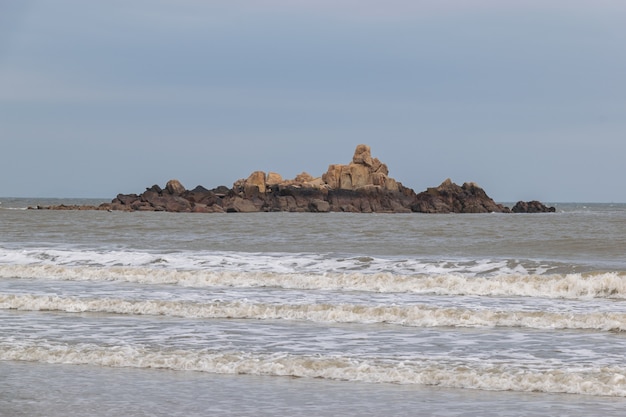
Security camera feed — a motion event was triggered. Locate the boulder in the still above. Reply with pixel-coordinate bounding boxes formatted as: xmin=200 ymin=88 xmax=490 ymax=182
xmin=244 ymin=171 xmax=266 ymax=197
xmin=165 ymin=179 xmax=186 ymax=195
xmin=347 ymin=164 xmax=371 ymax=189
xmin=322 ymin=164 xmax=342 ymax=189
xmin=227 ymin=197 xmax=260 ymax=213
xmin=266 ymin=172 xmax=283 ymax=186
xmin=303 ymin=177 xmax=326 ymax=189
xmin=309 ymin=199 xmax=331 ymax=213
xmin=146 ymin=184 xmax=163 ymax=193
xmin=511 ymin=200 xmax=556 ymax=213
xmin=352 ymin=144 xmax=374 ymax=167
xmin=114 ymin=193 xmax=138 ymax=206
xmin=294 ymin=172 xmax=315 ymax=183
xmin=212 ymin=185 xmax=231 ymax=196
xmin=190 ymin=185 xmax=211 ymax=193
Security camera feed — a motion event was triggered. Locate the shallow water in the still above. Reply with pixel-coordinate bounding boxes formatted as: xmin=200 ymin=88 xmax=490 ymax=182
xmin=1 ymin=199 xmax=626 ymax=415
xmin=3 ymin=361 xmax=626 ymax=417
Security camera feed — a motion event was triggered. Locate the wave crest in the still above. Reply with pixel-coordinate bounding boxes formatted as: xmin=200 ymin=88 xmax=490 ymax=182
xmin=1 ymin=264 xmax=625 ymax=300
xmin=2 ymin=294 xmax=625 ymax=331
xmin=2 ymin=342 xmax=625 ymax=397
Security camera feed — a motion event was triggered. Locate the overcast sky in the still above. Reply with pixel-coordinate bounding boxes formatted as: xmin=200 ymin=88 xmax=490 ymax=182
xmin=1 ymin=0 xmax=624 ymax=202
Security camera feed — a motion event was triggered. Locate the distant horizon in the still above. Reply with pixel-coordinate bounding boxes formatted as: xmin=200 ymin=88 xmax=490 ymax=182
xmin=2 ymin=189 xmax=625 ymax=206
xmin=3 ymin=197 xmax=625 ymax=205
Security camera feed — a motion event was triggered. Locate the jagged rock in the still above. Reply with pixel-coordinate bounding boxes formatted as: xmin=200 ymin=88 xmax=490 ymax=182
xmin=512 ymin=200 xmax=556 ymax=213
xmin=186 ymin=186 xmax=218 ymax=206
xmin=352 ymin=144 xmax=374 ymax=166
xmin=294 ymin=172 xmax=315 ymax=183
xmin=146 ymin=184 xmax=162 ymax=193
xmin=275 ymin=185 xmax=328 ymax=211
xmin=212 ymin=185 xmax=231 ymax=196
xmin=116 ymin=193 xmax=139 ymax=206
xmin=322 ymin=164 xmax=342 ymax=189
xmin=243 ymin=171 xmax=266 ymax=197
xmin=324 ymin=144 xmax=399 ymax=192
xmin=38 ymin=144 xmax=553 ymax=214
xmin=327 ymin=187 xmax=413 ymax=213
xmin=412 ymin=179 xmax=510 ymax=213
xmin=190 ymin=185 xmax=211 ymax=193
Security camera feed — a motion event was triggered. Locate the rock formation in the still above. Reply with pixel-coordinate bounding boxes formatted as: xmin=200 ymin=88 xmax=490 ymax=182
xmin=511 ymin=200 xmax=556 ymax=213
xmin=411 ymin=179 xmax=511 ymax=213
xmin=32 ymin=144 xmax=554 ymax=214
xmin=322 ymin=144 xmax=399 ymax=192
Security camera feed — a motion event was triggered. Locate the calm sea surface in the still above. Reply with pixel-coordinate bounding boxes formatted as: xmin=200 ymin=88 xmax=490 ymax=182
xmin=1 ymin=198 xmax=625 ymax=416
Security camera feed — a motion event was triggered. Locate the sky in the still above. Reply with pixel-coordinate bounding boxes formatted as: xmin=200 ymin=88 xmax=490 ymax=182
xmin=1 ymin=0 xmax=625 ymax=202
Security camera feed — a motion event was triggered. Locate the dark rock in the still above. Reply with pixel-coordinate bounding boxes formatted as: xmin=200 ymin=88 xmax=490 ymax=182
xmin=115 ymin=193 xmax=139 ymax=206
xmin=146 ymin=184 xmax=162 ymax=193
xmin=191 ymin=185 xmax=211 ymax=193
xmin=212 ymin=185 xmax=231 ymax=195
xmin=511 ymin=200 xmax=556 ymax=213
xmin=309 ymin=199 xmax=331 ymax=213
xmin=412 ymin=179 xmax=510 ymax=213
xmin=40 ymin=145 xmax=554 ymax=214
xmin=225 ymin=197 xmax=260 ymax=213
xmin=165 ymin=196 xmax=192 ymax=212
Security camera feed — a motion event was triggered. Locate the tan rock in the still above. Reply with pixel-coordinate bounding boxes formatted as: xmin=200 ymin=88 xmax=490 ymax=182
xmin=322 ymin=145 xmax=398 ymax=191
xmin=373 ymin=159 xmax=388 ymax=175
xmin=303 ymin=177 xmax=326 ymax=189
xmin=348 ymin=164 xmax=371 ymax=189
xmin=245 ymin=171 xmax=266 ymax=195
xmin=294 ymin=172 xmax=314 ymax=183
xmin=232 ymin=178 xmax=246 ymax=190
xmin=352 ymin=144 xmax=373 ymax=167
xmin=384 ymin=177 xmax=399 ymax=192
xmin=371 ymin=172 xmax=386 ymax=187
xmin=266 ymin=172 xmax=283 ymax=186
xmin=339 ymin=165 xmax=353 ymax=190
xmin=322 ymin=164 xmax=342 ymax=189
xmin=165 ymin=179 xmax=186 ymax=195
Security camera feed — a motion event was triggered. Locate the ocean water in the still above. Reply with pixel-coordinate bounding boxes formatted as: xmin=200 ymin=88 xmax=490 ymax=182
xmin=1 ymin=198 xmax=625 ymax=416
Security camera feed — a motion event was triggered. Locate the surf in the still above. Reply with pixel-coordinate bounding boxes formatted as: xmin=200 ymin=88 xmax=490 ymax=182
xmin=2 ymin=293 xmax=625 ymax=331
xmin=2 ymin=341 xmax=625 ymax=397
xmin=2 ymin=264 xmax=625 ymax=300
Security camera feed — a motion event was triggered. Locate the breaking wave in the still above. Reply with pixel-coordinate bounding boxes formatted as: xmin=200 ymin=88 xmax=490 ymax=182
xmin=2 ymin=294 xmax=625 ymax=331
xmin=1 ymin=342 xmax=625 ymax=397
xmin=1 ymin=264 xmax=625 ymax=300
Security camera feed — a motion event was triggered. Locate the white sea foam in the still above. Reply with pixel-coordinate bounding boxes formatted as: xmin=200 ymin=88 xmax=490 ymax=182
xmin=1 ymin=264 xmax=625 ymax=300
xmin=2 ymin=294 xmax=625 ymax=331
xmin=1 ymin=342 xmax=625 ymax=397
xmin=0 ymin=247 xmax=554 ymax=276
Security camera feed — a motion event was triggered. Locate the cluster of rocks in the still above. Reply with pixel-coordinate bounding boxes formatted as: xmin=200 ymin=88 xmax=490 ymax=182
xmin=411 ymin=179 xmax=512 ymax=214
xmin=33 ymin=144 xmax=555 ymax=214
xmin=511 ymin=200 xmax=556 ymax=213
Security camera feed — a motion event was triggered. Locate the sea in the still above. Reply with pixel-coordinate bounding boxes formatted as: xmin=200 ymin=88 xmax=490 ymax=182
xmin=1 ymin=197 xmax=625 ymax=416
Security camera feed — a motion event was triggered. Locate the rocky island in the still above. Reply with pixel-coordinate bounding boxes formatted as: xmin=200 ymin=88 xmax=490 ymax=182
xmin=34 ymin=145 xmax=555 ymax=214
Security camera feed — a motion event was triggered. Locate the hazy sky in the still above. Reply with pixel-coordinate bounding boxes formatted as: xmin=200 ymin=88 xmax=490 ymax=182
xmin=1 ymin=0 xmax=625 ymax=202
